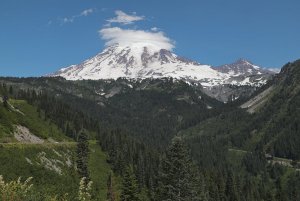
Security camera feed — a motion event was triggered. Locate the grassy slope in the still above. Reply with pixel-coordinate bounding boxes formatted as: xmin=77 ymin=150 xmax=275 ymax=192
xmin=0 ymin=142 xmax=116 ymax=200
xmin=0 ymin=143 xmax=79 ymax=199
xmin=0 ymin=98 xmax=118 ymax=200
xmin=0 ymin=99 xmax=69 ymax=142
xmin=89 ymin=141 xmax=121 ymax=201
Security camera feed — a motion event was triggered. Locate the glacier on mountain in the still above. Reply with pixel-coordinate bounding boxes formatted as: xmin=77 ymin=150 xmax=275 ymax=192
xmin=49 ymin=43 xmax=274 ymax=88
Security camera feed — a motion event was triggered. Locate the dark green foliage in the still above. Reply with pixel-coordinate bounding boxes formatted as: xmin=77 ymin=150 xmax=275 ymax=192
xmin=76 ymin=130 xmax=90 ymax=180
xmin=0 ymin=77 xmax=221 ymax=150
xmin=185 ymin=135 xmax=228 ymax=169
xmin=2 ymin=95 xmax=8 ymax=108
xmin=225 ymin=171 xmax=239 ymax=201
xmin=197 ymin=174 xmax=209 ymax=201
xmin=98 ymin=129 xmax=159 ymax=190
xmin=284 ymin=172 xmax=300 ymax=201
xmin=242 ymin=151 xmax=267 ymax=175
xmin=9 ymin=85 xmax=13 ymax=95
xmin=247 ymin=60 xmax=300 ymax=160
xmin=120 ymin=167 xmax=140 ymax=201
xmin=157 ymin=137 xmax=200 ymax=201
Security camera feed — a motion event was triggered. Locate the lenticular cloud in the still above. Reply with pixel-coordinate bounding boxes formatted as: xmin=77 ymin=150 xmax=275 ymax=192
xmin=99 ymin=27 xmax=175 ymax=51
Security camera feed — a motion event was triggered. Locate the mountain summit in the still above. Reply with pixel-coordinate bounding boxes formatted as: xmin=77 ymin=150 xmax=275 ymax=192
xmin=49 ymin=43 xmax=276 ymax=102
xmin=212 ymin=58 xmax=275 ymax=86
xmin=50 ymin=43 xmax=225 ymax=85
xmin=214 ymin=58 xmax=274 ymax=76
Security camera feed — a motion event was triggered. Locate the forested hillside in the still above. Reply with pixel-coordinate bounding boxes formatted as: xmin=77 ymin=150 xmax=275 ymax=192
xmin=0 ymin=78 xmax=222 ymax=149
xmin=0 ymin=85 xmax=117 ymax=200
xmin=180 ymin=60 xmax=300 ymax=200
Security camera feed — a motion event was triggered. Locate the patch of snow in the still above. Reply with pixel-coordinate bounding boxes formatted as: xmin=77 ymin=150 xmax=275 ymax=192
xmin=252 ymin=64 xmax=260 ymax=70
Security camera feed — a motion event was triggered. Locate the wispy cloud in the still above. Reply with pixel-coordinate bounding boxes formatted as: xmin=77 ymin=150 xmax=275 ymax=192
xmin=59 ymin=8 xmax=95 ymax=25
xmin=62 ymin=17 xmax=74 ymax=24
xmin=81 ymin=8 xmax=94 ymax=16
xmin=107 ymin=10 xmax=144 ymax=25
xmin=151 ymin=27 xmax=159 ymax=32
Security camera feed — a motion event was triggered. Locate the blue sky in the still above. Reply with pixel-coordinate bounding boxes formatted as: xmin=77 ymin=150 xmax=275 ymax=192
xmin=1 ymin=0 xmax=300 ymax=77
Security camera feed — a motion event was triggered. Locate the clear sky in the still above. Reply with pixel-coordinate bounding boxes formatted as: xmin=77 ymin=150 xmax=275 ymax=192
xmin=1 ymin=0 xmax=300 ymax=77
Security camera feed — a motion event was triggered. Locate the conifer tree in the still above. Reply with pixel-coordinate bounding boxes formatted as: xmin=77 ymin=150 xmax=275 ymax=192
xmin=216 ymin=173 xmax=226 ymax=201
xmin=3 ymin=95 xmax=8 ymax=108
xmin=120 ymin=167 xmax=140 ymax=201
xmin=76 ymin=130 xmax=90 ymax=181
xmin=198 ymin=174 xmax=209 ymax=201
xmin=225 ymin=171 xmax=239 ymax=201
xmin=157 ymin=137 xmax=200 ymax=201
xmin=9 ymin=86 xmax=13 ymax=95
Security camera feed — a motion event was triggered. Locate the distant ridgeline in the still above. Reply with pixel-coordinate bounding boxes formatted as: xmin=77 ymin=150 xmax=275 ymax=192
xmin=0 ymin=59 xmax=300 ymax=200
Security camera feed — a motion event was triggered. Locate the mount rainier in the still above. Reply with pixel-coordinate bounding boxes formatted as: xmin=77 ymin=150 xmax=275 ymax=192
xmin=49 ymin=43 xmax=275 ymax=101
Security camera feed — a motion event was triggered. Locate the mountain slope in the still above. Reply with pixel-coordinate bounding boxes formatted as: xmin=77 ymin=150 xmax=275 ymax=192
xmin=49 ymin=44 xmax=276 ymax=102
xmin=201 ymin=59 xmax=275 ymax=102
xmin=0 ymin=86 xmax=117 ymax=200
xmin=50 ymin=44 xmax=226 ymax=84
xmin=0 ymin=77 xmax=223 ymax=148
xmin=50 ymin=44 xmax=274 ymax=87
xmin=213 ymin=58 xmax=275 ymax=86
xmin=0 ymin=97 xmax=69 ymax=142
xmin=180 ymin=59 xmax=300 ymax=160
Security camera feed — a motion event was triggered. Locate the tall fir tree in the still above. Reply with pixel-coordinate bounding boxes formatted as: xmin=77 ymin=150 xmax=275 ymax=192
xmin=225 ymin=171 xmax=239 ymax=201
xmin=9 ymin=85 xmax=13 ymax=95
xmin=76 ymin=130 xmax=90 ymax=181
xmin=157 ymin=137 xmax=200 ymax=201
xmin=216 ymin=173 xmax=226 ymax=201
xmin=198 ymin=174 xmax=209 ymax=201
xmin=2 ymin=95 xmax=8 ymax=108
xmin=120 ymin=167 xmax=140 ymax=201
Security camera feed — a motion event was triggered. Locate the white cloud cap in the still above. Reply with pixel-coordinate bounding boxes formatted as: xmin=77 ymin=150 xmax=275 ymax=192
xmin=107 ymin=10 xmax=144 ymax=25
xmin=99 ymin=27 xmax=175 ymax=51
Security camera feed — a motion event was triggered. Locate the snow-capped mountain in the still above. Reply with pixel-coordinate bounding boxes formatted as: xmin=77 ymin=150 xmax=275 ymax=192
xmin=49 ymin=43 xmax=275 ymax=100
xmin=214 ymin=58 xmax=269 ymax=76
xmin=50 ymin=43 xmax=227 ymax=86
xmin=212 ymin=59 xmax=275 ymax=86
